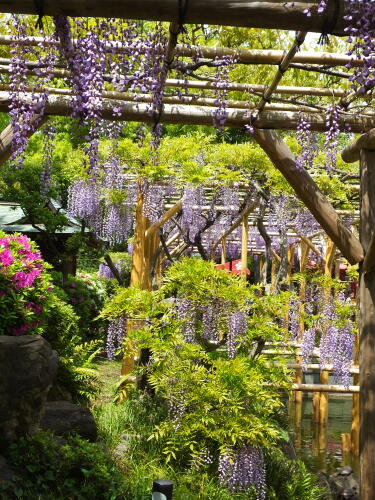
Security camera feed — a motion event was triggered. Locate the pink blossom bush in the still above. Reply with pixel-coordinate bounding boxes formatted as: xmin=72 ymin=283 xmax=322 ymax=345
xmin=0 ymin=231 xmax=52 ymax=335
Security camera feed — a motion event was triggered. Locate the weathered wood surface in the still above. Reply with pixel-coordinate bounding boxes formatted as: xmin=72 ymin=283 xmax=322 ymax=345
xmin=359 ymin=149 xmax=375 ymax=500
xmin=342 ymin=129 xmax=375 ymax=163
xmin=0 ymin=1 xmax=354 ymax=36
xmin=0 ymin=93 xmax=374 ymax=133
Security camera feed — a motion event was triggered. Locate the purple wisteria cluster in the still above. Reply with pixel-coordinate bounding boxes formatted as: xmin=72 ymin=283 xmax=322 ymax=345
xmin=294 ymin=209 xmax=320 ymax=237
xmin=212 ymin=55 xmax=237 ymax=132
xmin=142 ymin=182 xmax=172 ymax=224
xmin=202 ymin=301 xmax=221 ymax=342
xmin=227 ymin=310 xmax=247 ymax=358
xmin=344 ymin=1 xmax=375 ymax=96
xmin=324 ymin=105 xmax=340 ymax=173
xmin=295 ymin=114 xmax=317 ymax=171
xmin=300 ymin=289 xmax=354 ymax=388
xmin=218 ymin=445 xmax=266 ymax=498
xmin=181 ymin=184 xmax=206 ymax=243
xmin=106 ymin=315 xmax=127 ymax=359
xmin=167 ymin=390 xmax=187 ymax=431
xmin=177 ymin=298 xmax=196 ymax=343
xmin=301 ymin=326 xmax=317 ymax=370
xmin=288 ymin=295 xmax=301 ymax=341
xmin=98 ymin=260 xmax=125 ymax=279
xmin=9 ymin=16 xmax=57 ymax=167
xmin=68 ymin=155 xmax=136 ymax=245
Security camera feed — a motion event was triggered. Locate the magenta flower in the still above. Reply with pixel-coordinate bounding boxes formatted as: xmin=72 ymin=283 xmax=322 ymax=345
xmin=0 ymin=290 xmax=6 ymax=297
xmin=0 ymin=248 xmax=14 ymax=267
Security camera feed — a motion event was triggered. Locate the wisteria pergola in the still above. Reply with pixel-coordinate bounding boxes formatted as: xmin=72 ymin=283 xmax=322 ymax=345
xmin=1 ymin=1 xmax=375 ymax=497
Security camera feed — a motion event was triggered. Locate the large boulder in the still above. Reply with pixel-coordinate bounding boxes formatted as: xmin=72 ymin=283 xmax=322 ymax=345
xmin=40 ymin=401 xmax=97 ymax=442
xmin=0 ymin=335 xmax=58 ymax=449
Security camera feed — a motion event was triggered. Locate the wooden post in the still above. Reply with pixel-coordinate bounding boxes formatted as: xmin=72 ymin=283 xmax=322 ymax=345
xmin=123 ymin=182 xmax=160 ymax=376
xmin=351 ymin=325 xmax=360 ymax=456
xmin=359 ymin=149 xmax=375 ymax=500
xmin=221 ymin=237 xmax=226 ymax=266
xmin=317 ymin=237 xmax=336 ymax=424
xmin=241 ymin=216 xmax=248 ymax=280
xmin=294 ymin=241 xmax=309 ymax=405
xmin=271 ymin=258 xmax=276 ymax=293
xmin=286 ymin=244 xmax=295 ymax=286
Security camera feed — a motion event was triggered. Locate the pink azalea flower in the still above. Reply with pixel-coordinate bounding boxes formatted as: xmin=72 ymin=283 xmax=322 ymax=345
xmin=0 ymin=248 xmax=14 ymax=267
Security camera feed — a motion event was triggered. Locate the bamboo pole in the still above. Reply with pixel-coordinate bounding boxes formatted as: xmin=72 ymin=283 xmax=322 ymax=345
xmin=0 ymin=83 xmax=328 ymax=113
xmin=255 ymin=31 xmax=307 ymax=118
xmin=292 ymin=383 xmax=359 ymax=393
xmin=1 ymin=92 xmax=375 ymax=134
xmin=271 ymin=258 xmax=276 ymax=293
xmin=221 ymin=237 xmax=226 ymax=266
xmin=0 ymin=1 xmax=355 ymax=36
xmin=295 ymin=241 xmax=309 ymax=406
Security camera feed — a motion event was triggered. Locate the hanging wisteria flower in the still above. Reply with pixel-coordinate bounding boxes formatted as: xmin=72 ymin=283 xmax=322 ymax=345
xmin=218 ymin=445 xmax=266 ymax=498
xmin=181 ymin=185 xmax=206 ymax=243
xmin=106 ymin=315 xmax=127 ymax=359
xmin=295 ymin=114 xmax=317 ymax=171
xmin=333 ymin=321 xmax=354 ymax=389
xmin=177 ymin=297 xmax=196 ymax=343
xmin=289 ymin=295 xmax=301 ymax=341
xmin=9 ymin=15 xmax=57 ymax=167
xmin=301 ymin=326 xmax=316 ymax=370
xmin=324 ymin=105 xmax=340 ymax=173
xmin=294 ymin=209 xmax=320 ymax=237
xmin=227 ymin=310 xmax=247 ymax=358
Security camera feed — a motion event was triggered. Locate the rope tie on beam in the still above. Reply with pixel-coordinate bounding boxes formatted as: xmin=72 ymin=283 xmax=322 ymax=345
xmin=33 ymin=0 xmax=45 ymax=29
xmin=318 ymin=0 xmax=340 ymax=45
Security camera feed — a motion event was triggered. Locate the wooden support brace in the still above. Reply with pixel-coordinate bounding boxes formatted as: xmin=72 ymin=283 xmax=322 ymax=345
xmin=253 ymin=129 xmax=364 ymax=265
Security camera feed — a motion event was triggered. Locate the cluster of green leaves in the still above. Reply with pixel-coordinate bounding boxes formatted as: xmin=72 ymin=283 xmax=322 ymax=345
xmin=0 ymin=431 xmax=125 ymax=499
xmin=94 ymin=386 xmax=327 ymax=500
xmin=101 ymin=258 xmax=293 ymax=485
xmin=51 ymin=270 xmax=108 ymax=340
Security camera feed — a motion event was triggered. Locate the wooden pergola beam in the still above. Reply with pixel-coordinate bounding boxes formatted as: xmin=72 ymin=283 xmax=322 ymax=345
xmin=0 ymin=35 xmax=364 ymax=68
xmin=342 ymin=129 xmax=375 ymax=163
xmin=1 ymin=93 xmax=375 ymax=133
xmin=0 ymin=1 xmax=353 ymax=36
xmin=253 ymin=128 xmax=364 ymax=264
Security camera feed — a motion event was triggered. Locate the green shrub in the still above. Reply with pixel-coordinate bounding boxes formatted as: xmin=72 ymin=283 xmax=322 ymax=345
xmin=52 ymin=271 xmax=107 ymax=341
xmin=0 ymin=431 xmax=125 ymax=499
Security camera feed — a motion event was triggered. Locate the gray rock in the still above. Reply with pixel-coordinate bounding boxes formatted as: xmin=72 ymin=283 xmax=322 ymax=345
xmin=40 ymin=401 xmax=97 ymax=442
xmin=0 ymin=336 xmax=58 ymax=450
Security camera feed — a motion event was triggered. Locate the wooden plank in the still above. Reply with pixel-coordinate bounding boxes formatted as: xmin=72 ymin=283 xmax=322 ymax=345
xmin=253 ymin=128 xmax=364 ymax=264
xmin=359 ymin=149 xmax=375 ymax=500
xmin=0 ymin=1 xmax=353 ymax=36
